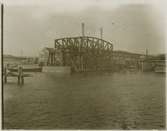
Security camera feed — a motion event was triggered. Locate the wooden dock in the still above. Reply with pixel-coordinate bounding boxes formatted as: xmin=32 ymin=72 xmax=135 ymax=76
xmin=3 ymin=66 xmax=34 ymax=85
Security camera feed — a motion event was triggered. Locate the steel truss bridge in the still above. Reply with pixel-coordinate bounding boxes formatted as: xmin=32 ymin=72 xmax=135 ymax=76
xmin=48 ymin=36 xmax=113 ymax=72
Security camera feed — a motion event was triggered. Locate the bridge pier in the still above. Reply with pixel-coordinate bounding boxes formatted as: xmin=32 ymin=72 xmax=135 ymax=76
xmin=18 ymin=66 xmax=24 ymax=85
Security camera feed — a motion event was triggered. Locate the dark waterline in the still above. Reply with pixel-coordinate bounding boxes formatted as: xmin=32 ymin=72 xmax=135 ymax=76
xmin=4 ymin=72 xmax=166 ymax=129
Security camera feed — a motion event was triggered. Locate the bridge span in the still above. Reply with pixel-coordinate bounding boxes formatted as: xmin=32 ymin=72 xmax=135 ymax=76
xmin=47 ymin=36 xmax=113 ymax=72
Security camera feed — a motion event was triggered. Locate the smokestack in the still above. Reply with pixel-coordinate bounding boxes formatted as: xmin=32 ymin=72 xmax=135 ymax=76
xmin=81 ymin=23 xmax=85 ymax=36
xmin=100 ymin=27 xmax=103 ymax=39
xmin=146 ymin=49 xmax=148 ymax=56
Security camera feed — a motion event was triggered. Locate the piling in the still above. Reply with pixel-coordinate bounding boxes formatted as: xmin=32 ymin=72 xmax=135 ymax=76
xmin=18 ymin=66 xmax=24 ymax=85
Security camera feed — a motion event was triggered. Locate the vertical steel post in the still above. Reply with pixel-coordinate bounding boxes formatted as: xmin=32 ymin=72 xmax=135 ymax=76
xmin=81 ymin=22 xmax=85 ymax=37
xmin=81 ymin=23 xmax=85 ymax=71
xmin=100 ymin=27 xmax=103 ymax=39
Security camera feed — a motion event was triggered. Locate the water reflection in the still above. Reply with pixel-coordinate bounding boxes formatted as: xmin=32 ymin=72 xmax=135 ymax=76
xmin=4 ymin=72 xmax=165 ymax=129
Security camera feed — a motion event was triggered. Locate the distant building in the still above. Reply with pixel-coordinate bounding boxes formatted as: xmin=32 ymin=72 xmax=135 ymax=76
xmin=141 ymin=54 xmax=166 ymax=72
xmin=112 ymin=50 xmax=144 ymax=65
xmin=112 ymin=50 xmax=166 ymax=72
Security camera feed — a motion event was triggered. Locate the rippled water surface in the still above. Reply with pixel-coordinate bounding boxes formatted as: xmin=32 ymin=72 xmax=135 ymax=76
xmin=4 ymin=72 xmax=165 ymax=129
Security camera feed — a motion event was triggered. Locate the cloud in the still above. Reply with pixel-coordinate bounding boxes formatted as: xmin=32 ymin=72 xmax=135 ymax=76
xmin=3 ymin=1 xmax=166 ymax=56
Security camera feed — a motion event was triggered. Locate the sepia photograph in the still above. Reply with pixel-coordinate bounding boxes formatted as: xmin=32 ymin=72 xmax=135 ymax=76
xmin=1 ymin=0 xmax=166 ymax=130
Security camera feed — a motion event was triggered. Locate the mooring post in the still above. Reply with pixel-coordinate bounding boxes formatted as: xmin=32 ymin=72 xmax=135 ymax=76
xmin=21 ymin=66 xmax=24 ymax=85
xmin=18 ymin=66 xmax=24 ymax=85
xmin=18 ymin=66 xmax=20 ymax=85
xmin=20 ymin=66 xmax=24 ymax=85
xmin=18 ymin=76 xmax=20 ymax=85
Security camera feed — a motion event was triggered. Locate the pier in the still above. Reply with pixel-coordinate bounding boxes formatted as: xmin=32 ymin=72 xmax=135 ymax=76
xmin=3 ymin=65 xmax=41 ymax=85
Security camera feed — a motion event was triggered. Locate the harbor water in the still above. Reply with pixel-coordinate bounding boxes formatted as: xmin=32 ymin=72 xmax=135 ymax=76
xmin=4 ymin=72 xmax=166 ymax=129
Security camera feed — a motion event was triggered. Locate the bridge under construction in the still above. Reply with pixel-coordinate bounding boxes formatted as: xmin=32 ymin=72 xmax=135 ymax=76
xmin=44 ymin=23 xmax=114 ymax=72
xmin=47 ymin=36 xmax=113 ymax=72
xmin=40 ymin=22 xmax=165 ymax=73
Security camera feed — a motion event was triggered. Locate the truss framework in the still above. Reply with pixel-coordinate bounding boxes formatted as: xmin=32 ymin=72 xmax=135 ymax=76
xmin=53 ymin=36 xmax=113 ymax=72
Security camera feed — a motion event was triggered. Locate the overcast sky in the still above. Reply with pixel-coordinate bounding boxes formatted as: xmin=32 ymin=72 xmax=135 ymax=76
xmin=2 ymin=0 xmax=166 ymax=56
